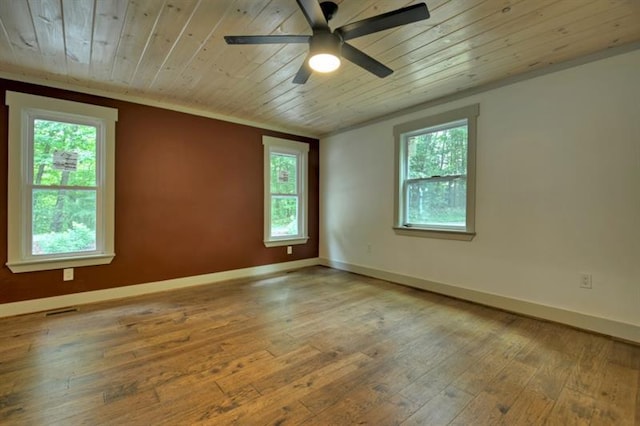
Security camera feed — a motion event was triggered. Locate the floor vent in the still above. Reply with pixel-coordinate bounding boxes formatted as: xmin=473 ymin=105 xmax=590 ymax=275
xmin=45 ymin=307 xmax=79 ymax=317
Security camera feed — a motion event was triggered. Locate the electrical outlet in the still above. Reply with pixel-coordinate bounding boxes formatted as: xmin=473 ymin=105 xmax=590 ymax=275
xmin=287 ymin=246 xmax=292 ymax=255
xmin=366 ymin=244 xmax=372 ymax=254
xmin=580 ymin=273 xmax=592 ymax=289
xmin=63 ymin=268 xmax=74 ymax=281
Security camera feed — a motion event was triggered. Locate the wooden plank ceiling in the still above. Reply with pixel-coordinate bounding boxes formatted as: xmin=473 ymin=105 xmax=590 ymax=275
xmin=0 ymin=0 xmax=638 ymax=136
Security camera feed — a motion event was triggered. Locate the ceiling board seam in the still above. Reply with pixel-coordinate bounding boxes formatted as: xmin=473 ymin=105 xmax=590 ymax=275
xmin=299 ymin=0 xmax=544 ymax=121
xmin=362 ymin=3 xmax=639 ymax=112
xmin=321 ymin=41 xmax=640 ymax=138
xmin=167 ymin=1 xmax=237 ymax=87
xmin=194 ymin=3 xmax=307 ymax=115
xmin=391 ymin=0 xmax=532 ymax=69
xmin=301 ymin=0 xmax=617 ymax=125
xmin=0 ymin=70 xmax=319 ymax=139
xmin=24 ymin=0 xmax=39 ymax=55
xmin=176 ymin=0 xmax=276 ymax=103
xmin=60 ymin=0 xmax=69 ymax=76
xmin=88 ymin=0 xmax=97 ymax=77
xmin=108 ymin=1 xmax=129 ymax=82
xmin=239 ymin=0 xmax=497 ymax=121
xmin=105 ymin=0 xmax=130 ymax=82
xmin=129 ymin=0 xmax=168 ymax=89
xmin=0 ymin=9 xmax=17 ymax=62
xmin=149 ymin=0 xmax=203 ymax=89
xmin=21 ymin=1 xmax=43 ymax=72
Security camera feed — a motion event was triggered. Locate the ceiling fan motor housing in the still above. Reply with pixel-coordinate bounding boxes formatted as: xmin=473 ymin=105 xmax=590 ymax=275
xmin=309 ymin=31 xmax=342 ymax=57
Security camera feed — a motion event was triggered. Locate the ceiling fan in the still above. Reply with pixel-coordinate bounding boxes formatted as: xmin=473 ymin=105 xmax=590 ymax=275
xmin=224 ymin=0 xmax=430 ymax=84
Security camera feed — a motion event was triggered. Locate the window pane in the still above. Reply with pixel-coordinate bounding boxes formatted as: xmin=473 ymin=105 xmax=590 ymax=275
xmin=32 ymin=189 xmax=97 ymax=255
xmin=270 ymin=195 xmax=298 ymax=237
xmin=270 ymin=153 xmax=297 ymax=194
xmin=407 ymin=123 xmax=467 ymax=179
xmin=33 ymin=119 xmax=97 ymax=187
xmin=406 ymin=178 xmax=466 ymax=227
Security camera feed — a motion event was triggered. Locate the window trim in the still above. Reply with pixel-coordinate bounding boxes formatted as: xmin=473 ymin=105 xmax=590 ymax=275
xmin=262 ymin=136 xmax=309 ymax=248
xmin=393 ymin=104 xmax=479 ymax=241
xmin=6 ymin=91 xmax=118 ymax=273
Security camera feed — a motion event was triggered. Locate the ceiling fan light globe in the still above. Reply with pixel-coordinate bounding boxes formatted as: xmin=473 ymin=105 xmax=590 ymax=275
xmin=309 ymin=53 xmax=341 ymax=73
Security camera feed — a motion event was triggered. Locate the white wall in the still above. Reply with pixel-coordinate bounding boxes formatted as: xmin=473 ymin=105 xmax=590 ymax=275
xmin=320 ymin=49 xmax=640 ymax=329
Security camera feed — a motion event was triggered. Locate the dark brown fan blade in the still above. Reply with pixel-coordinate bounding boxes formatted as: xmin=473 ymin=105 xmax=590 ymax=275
xmin=336 ymin=3 xmax=430 ymax=41
xmin=224 ymin=35 xmax=310 ymax=45
xmin=296 ymin=0 xmax=329 ymax=30
xmin=292 ymin=57 xmax=313 ymax=84
xmin=341 ymin=43 xmax=393 ymax=78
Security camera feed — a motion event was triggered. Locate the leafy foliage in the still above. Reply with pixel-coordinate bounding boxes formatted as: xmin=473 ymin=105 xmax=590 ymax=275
xmin=271 ymin=197 xmax=298 ymax=236
xmin=31 ymin=119 xmax=98 ymax=255
xmin=270 ymin=153 xmax=297 ymax=194
xmin=405 ymin=124 xmax=468 ymax=226
xmin=270 ymin=153 xmax=299 ymax=236
xmin=33 ymin=119 xmax=97 ymax=186
xmin=33 ymin=222 xmax=96 ymax=255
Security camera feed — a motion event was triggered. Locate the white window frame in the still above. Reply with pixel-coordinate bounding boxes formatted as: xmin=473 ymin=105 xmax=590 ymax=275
xmin=393 ymin=104 xmax=479 ymax=241
xmin=262 ymin=136 xmax=309 ymax=247
xmin=6 ymin=91 xmax=118 ymax=273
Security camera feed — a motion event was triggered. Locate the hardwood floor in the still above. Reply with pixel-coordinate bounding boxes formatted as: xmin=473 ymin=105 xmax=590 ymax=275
xmin=1 ymin=266 xmax=638 ymax=425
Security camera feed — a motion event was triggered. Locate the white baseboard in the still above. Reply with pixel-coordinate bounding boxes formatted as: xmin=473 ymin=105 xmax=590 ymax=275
xmin=5 ymin=257 xmax=638 ymax=344
xmin=320 ymin=258 xmax=640 ymax=344
xmin=0 ymin=258 xmax=320 ymax=318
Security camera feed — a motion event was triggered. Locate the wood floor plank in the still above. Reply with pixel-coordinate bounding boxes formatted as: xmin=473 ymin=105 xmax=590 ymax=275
xmin=451 ymin=318 xmax=538 ymax=396
xmin=158 ymin=384 xmax=260 ymax=425
xmin=295 ymin=317 xmax=482 ymax=417
xmin=499 ymin=343 xmax=575 ymax=425
xmin=353 ymin=393 xmax=422 ymax=426
xmin=636 ymin=370 xmax=640 ymax=426
xmin=294 ymin=356 xmax=383 ymax=415
xmin=403 ymin=385 xmax=474 ymax=426
xmin=128 ymin=374 xmax=232 ymax=424
xmin=564 ymin=335 xmax=612 ymax=398
xmin=608 ymin=339 xmax=640 ymax=370
xmin=397 ymin=311 xmax=515 ymax=404
xmin=545 ymin=386 xmax=597 ymax=426
xmin=6 ymin=392 xmax=105 ymax=425
xmin=298 ymin=379 xmax=396 ymax=425
xmin=251 ymin=349 xmax=347 ymax=395
xmin=449 ymin=360 xmax=538 ymax=424
xmin=199 ymin=351 xmax=373 ymax=424
xmin=0 ymin=266 xmax=638 ymax=425
xmin=591 ymin=361 xmax=639 ymax=426
xmin=215 ymin=344 xmax=322 ymax=394
xmin=526 ymin=349 xmax=575 ymax=401
xmin=499 ymin=387 xmax=555 ymax=425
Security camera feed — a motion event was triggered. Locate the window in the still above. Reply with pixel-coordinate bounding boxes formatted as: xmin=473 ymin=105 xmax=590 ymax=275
xmin=394 ymin=104 xmax=479 ymax=241
xmin=263 ymin=136 xmax=309 ymax=247
xmin=6 ymin=91 xmax=118 ymax=272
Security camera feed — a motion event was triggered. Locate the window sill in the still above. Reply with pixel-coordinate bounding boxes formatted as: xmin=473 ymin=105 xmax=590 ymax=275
xmin=264 ymin=237 xmax=309 ymax=248
xmin=7 ymin=253 xmax=115 ymax=273
xmin=393 ymin=226 xmax=475 ymax=241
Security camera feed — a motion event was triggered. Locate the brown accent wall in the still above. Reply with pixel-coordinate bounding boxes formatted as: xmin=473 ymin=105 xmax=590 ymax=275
xmin=0 ymin=79 xmax=319 ymax=304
